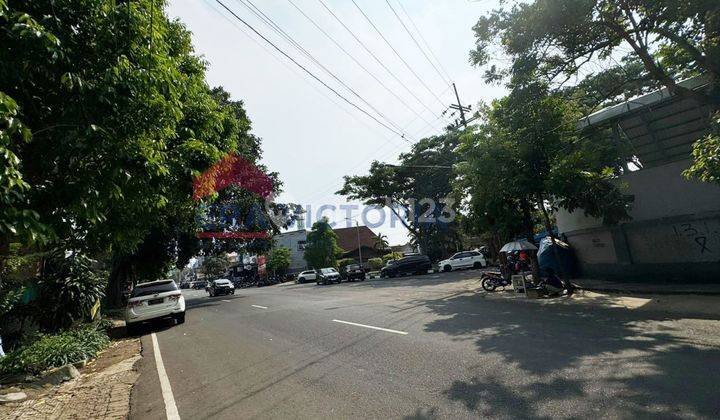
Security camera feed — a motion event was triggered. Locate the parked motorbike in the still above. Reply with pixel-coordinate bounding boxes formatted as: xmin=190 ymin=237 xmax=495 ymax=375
xmin=480 ymin=271 xmax=512 ymax=291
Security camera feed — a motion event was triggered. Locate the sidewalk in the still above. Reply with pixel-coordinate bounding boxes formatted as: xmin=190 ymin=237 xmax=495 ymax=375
xmin=572 ymin=278 xmax=720 ymax=296
xmin=0 ymin=338 xmax=141 ymax=420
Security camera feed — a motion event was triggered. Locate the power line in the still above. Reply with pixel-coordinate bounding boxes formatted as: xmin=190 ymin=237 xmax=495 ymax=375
xmin=315 ymin=0 xmax=451 ymax=126
xmin=350 ymin=0 xmax=448 ymax=109
xmin=235 ymin=0 xmax=411 ymax=139
xmin=396 ymin=0 xmax=452 ymax=83
xmin=384 ymin=0 xmax=450 ymax=86
xmin=212 ymin=0 xmax=406 ymax=139
xmin=286 ymin=0 xmax=444 ymax=133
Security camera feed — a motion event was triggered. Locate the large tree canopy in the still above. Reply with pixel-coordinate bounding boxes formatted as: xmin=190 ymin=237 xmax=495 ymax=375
xmin=338 ymin=132 xmax=463 ymax=260
xmin=303 ymin=218 xmax=342 ymax=269
xmin=471 ymin=0 xmax=719 ymax=104
xmin=454 ymin=84 xmax=633 ymax=266
xmin=0 ymin=0 xmax=295 ymax=306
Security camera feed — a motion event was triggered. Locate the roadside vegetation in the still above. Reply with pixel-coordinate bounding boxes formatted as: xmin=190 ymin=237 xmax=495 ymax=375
xmin=0 ymin=0 xmax=296 ymax=374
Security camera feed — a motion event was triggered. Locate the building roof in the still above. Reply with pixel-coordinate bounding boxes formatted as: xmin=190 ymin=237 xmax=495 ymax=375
xmin=577 ymin=73 xmax=715 ymax=169
xmin=333 ymin=226 xmax=380 ymax=253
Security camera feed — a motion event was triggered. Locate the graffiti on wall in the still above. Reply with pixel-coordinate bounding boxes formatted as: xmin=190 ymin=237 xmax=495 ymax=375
xmin=672 ymin=222 xmax=718 ymax=255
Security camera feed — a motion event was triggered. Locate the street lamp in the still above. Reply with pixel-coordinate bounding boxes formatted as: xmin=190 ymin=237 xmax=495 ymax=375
xmin=345 ymin=217 xmax=363 ymax=269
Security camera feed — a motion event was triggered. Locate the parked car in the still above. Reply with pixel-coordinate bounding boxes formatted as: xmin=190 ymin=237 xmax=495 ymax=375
xmin=126 ymin=280 xmax=185 ymax=334
xmin=317 ymin=267 xmax=341 ymax=285
xmin=380 ymin=255 xmax=432 ymax=278
xmin=438 ymin=251 xmax=487 ymax=272
xmin=297 ymin=270 xmax=317 ymax=284
xmin=342 ymin=264 xmax=366 ymax=282
xmin=207 ymin=278 xmax=235 ymax=297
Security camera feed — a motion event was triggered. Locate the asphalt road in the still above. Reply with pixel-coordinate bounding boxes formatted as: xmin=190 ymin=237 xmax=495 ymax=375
xmin=130 ymin=271 xmax=720 ymax=419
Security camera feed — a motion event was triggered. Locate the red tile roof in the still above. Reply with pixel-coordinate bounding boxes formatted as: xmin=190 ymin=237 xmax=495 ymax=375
xmin=333 ymin=226 xmax=380 ymax=253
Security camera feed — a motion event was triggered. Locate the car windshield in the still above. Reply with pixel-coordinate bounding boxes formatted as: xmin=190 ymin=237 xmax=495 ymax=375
xmin=131 ymin=281 xmax=177 ymax=298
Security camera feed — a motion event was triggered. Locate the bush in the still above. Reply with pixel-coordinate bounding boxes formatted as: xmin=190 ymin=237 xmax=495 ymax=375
xmin=381 ymin=252 xmax=403 ymax=263
xmin=0 ymin=325 xmax=109 ymax=376
xmin=368 ymin=258 xmax=384 ymax=270
xmin=336 ymin=258 xmax=355 ymax=269
xmin=33 ymin=249 xmax=107 ymax=332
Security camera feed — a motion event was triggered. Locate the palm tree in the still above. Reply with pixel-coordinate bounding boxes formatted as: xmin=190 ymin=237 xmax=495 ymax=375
xmin=374 ymin=233 xmax=390 ymax=251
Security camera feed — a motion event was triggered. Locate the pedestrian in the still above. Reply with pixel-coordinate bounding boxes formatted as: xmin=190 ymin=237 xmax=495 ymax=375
xmin=0 ymin=336 xmax=5 ymax=358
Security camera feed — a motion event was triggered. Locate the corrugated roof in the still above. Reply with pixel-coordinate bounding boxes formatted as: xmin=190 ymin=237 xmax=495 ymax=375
xmin=577 ymin=73 xmax=716 ymax=169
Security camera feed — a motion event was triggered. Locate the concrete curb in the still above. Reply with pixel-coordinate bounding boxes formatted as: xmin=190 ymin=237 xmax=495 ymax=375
xmin=573 ymin=283 xmax=720 ymax=296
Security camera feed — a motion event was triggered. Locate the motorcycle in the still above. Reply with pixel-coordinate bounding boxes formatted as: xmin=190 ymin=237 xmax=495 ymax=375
xmin=480 ymin=270 xmax=512 ymax=291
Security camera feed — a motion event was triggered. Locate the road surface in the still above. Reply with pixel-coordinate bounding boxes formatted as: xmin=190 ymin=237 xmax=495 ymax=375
xmin=130 ymin=271 xmax=720 ymax=419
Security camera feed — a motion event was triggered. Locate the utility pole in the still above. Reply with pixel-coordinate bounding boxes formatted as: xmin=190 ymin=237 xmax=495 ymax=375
xmin=355 ymin=220 xmax=363 ymax=269
xmin=448 ymin=82 xmax=472 ymax=130
xmin=450 ymin=82 xmax=470 ymax=128
xmin=345 ymin=217 xmax=364 ymax=269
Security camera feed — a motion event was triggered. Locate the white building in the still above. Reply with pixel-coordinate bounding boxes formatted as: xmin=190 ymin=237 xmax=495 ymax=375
xmin=273 ymin=229 xmax=308 ymax=274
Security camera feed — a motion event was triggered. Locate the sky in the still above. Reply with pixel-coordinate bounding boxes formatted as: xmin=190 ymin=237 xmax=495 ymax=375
xmin=166 ymin=0 xmax=506 ymax=246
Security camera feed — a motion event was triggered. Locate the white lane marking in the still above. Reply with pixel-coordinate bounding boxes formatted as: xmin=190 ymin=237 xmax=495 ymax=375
xmin=251 ymin=305 xmax=268 ymax=309
xmin=332 ymin=319 xmax=408 ymax=335
xmin=221 ymin=299 xmax=232 ymax=303
xmin=151 ymin=333 xmax=180 ymax=420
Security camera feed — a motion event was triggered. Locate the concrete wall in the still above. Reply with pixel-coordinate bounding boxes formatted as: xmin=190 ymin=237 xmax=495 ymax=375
xmin=557 ymin=160 xmax=720 ymax=282
xmin=273 ymin=230 xmax=307 ymax=273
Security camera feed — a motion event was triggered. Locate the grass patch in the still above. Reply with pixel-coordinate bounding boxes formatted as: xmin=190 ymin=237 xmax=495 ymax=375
xmin=0 ymin=324 xmax=110 ymax=376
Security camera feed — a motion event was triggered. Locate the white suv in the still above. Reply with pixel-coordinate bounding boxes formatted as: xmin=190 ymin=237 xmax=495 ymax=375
xmin=438 ymin=251 xmax=487 ymax=272
xmin=297 ymin=270 xmax=317 ymax=284
xmin=126 ymin=280 xmax=185 ymax=334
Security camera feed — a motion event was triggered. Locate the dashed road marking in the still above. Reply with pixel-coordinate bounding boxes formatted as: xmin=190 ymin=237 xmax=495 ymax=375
xmin=332 ymin=319 xmax=408 ymax=335
xmin=251 ymin=305 xmax=268 ymax=309
xmin=151 ymin=333 xmax=180 ymax=420
xmin=221 ymin=299 xmax=232 ymax=303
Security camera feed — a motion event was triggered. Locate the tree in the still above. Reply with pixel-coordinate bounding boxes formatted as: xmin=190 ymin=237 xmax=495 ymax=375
xmin=303 ymin=218 xmax=342 ymax=269
xmin=0 ymin=1 xmax=296 ymax=307
xmin=373 ymin=233 xmax=390 ymax=251
xmin=470 ymin=0 xmax=720 ymax=188
xmin=266 ymin=246 xmax=291 ymax=276
xmin=684 ymin=112 xmax=720 ymax=183
xmin=338 ymin=132 xmax=463 ymax=260
xmin=201 ymin=255 xmax=230 ymax=279
xmin=454 ymin=85 xmax=634 ymax=279
xmin=470 ymin=0 xmax=718 ymax=104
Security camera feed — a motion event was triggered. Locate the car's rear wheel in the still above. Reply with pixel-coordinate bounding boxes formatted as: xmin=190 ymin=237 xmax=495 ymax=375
xmin=175 ymin=312 xmax=185 ymax=325
xmin=473 ymin=262 xmax=482 ymax=269
xmin=126 ymin=323 xmax=138 ymax=336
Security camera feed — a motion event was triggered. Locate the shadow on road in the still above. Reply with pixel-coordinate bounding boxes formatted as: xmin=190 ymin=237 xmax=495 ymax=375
xmin=405 ymin=292 xmax=720 ymax=418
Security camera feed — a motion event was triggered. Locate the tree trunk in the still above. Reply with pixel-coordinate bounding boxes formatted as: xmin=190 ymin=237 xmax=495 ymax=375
xmin=106 ymin=255 xmax=134 ymax=309
xmin=520 ymin=197 xmax=541 ymax=282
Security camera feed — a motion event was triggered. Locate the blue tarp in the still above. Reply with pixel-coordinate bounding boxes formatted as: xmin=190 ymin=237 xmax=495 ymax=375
xmin=537 ymin=237 xmax=575 ymax=276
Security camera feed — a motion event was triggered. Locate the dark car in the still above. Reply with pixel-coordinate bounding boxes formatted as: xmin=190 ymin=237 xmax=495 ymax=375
xmin=316 ymin=268 xmax=341 ymax=285
xmin=380 ymin=255 xmax=432 ymax=278
xmin=207 ymin=278 xmax=235 ymax=297
xmin=342 ymin=264 xmax=366 ymax=282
